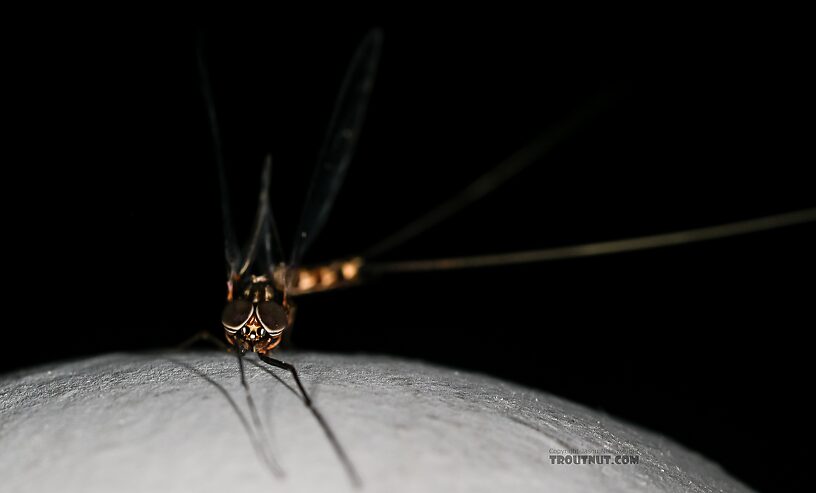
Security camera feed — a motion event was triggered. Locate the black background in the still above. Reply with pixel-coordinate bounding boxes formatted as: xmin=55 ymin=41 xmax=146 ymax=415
xmin=5 ymin=12 xmax=814 ymax=492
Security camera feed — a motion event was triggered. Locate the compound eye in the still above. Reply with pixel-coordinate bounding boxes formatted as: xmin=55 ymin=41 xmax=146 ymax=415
xmin=222 ymin=300 xmax=253 ymax=333
xmin=257 ymin=301 xmax=288 ymax=335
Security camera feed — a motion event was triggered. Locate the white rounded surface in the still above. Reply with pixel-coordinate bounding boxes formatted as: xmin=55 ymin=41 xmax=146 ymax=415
xmin=0 ymin=352 xmax=753 ymax=493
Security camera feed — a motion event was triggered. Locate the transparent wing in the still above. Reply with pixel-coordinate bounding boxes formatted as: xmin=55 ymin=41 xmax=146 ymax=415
xmin=290 ymin=29 xmax=383 ymax=265
xmin=197 ymin=36 xmax=242 ymax=279
xmin=238 ymin=156 xmax=285 ymax=277
xmin=362 ymin=94 xmax=608 ymax=258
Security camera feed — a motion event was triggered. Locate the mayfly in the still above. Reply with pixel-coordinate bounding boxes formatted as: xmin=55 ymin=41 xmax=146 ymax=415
xmin=195 ymin=28 xmax=816 ymax=485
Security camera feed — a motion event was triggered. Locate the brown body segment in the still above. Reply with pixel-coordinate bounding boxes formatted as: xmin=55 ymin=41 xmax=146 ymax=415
xmin=277 ymin=257 xmax=364 ymax=296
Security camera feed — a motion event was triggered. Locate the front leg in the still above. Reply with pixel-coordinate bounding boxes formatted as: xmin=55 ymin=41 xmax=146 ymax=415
xmin=257 ymin=352 xmax=361 ymax=487
xmin=258 ymin=353 xmax=311 ymax=405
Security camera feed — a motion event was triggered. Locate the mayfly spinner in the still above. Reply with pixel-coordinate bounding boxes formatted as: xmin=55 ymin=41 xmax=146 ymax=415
xmin=195 ymin=28 xmax=816 ymax=486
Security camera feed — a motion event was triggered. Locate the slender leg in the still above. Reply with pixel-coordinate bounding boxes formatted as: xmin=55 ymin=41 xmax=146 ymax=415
xmin=259 ymin=353 xmax=311 ymax=405
xmin=258 ymin=353 xmax=361 ymax=488
xmin=161 ymin=355 xmax=281 ymax=478
xmin=233 ymin=340 xmax=285 ymax=477
xmin=175 ymin=331 xmax=284 ymax=477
